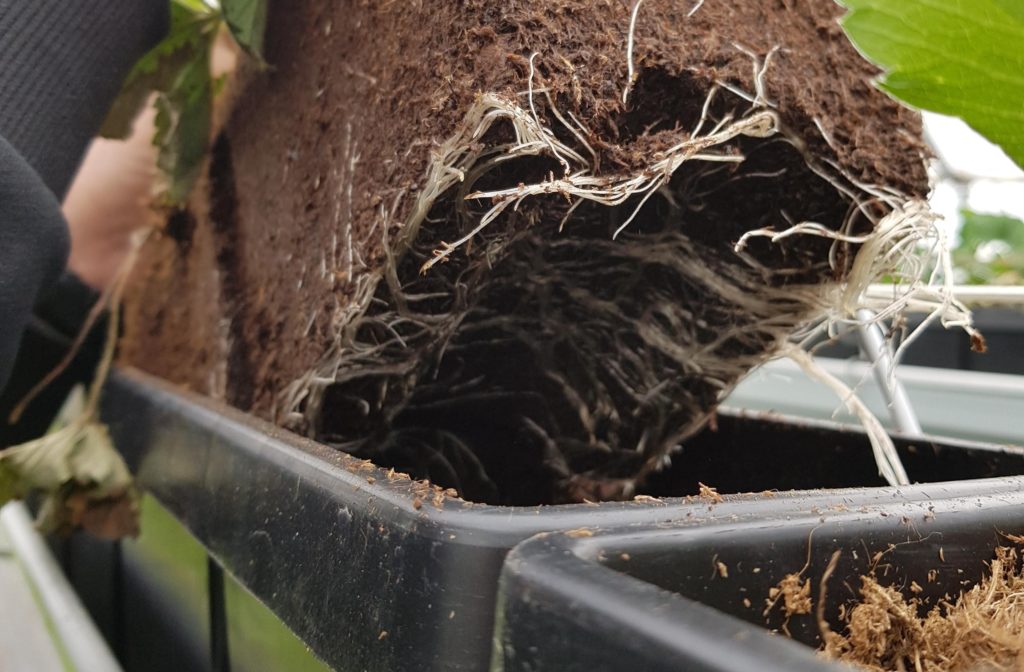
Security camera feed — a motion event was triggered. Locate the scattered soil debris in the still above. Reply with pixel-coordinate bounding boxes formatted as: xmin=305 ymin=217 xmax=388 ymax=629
xmin=765 ymin=573 xmax=812 ymax=620
xmin=698 ymin=482 xmax=724 ymax=504
xmin=565 ymin=528 xmax=595 ymax=539
xmin=816 ymin=547 xmax=1024 ymax=671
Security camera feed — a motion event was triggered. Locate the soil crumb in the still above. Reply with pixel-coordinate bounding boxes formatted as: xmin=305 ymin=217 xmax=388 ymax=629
xmin=698 ymin=482 xmax=724 ymax=504
xmin=821 ymin=547 xmax=1024 ymax=672
xmin=766 ymin=573 xmax=813 ymax=620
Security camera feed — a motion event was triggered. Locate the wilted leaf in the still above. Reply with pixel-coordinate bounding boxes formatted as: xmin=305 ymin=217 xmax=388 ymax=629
xmin=38 ymin=486 xmax=140 ymax=540
xmin=222 ymin=0 xmax=268 ymax=61
xmin=72 ymin=424 xmax=134 ymax=496
xmin=0 ymin=461 xmax=22 ymax=502
xmin=0 ymin=387 xmax=138 ymax=539
xmin=839 ymin=0 xmax=1024 ymax=167
xmin=79 ymin=491 xmax=140 ymax=539
xmin=0 ymin=426 xmax=79 ymax=491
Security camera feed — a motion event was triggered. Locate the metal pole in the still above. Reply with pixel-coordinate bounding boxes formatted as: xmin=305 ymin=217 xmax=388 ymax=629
xmin=856 ymin=308 xmax=924 ymax=437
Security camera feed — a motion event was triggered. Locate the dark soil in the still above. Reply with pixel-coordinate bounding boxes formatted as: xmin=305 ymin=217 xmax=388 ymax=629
xmin=122 ymin=0 xmax=929 ymax=505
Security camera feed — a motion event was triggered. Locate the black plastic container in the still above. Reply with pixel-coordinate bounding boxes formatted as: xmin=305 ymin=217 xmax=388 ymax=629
xmin=73 ymin=368 xmax=1024 ymax=671
xmin=41 ymin=370 xmax=1024 ymax=667
xmin=496 ymin=479 xmax=1024 ymax=671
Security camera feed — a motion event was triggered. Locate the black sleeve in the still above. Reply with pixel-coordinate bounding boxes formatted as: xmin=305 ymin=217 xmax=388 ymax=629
xmin=0 ymin=0 xmax=169 ymax=198
xmin=0 ymin=0 xmax=168 ymax=439
xmin=0 ymin=134 xmax=70 ymax=403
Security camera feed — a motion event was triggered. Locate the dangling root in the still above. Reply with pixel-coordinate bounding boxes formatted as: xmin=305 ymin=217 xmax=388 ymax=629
xmin=743 ymin=199 xmax=980 ymax=470
xmin=783 ymin=344 xmax=908 ymax=486
xmin=1 ymin=229 xmax=149 ymax=537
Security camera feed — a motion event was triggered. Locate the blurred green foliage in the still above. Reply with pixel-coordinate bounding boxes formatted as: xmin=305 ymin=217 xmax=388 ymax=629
xmin=953 ymin=210 xmax=1024 ymax=285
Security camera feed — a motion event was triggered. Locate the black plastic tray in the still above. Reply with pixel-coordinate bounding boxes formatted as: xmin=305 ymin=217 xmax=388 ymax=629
xmin=94 ymin=368 xmax=1024 ymax=671
xmin=496 ymin=480 xmax=1024 ymax=671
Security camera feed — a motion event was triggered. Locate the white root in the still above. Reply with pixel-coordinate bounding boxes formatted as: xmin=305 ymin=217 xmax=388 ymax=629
xmin=784 ymin=344 xmax=909 ymax=487
xmin=622 ymin=0 xmax=646 ymax=105
xmin=731 ymin=43 xmax=780 ymax=108
xmin=278 ymin=40 xmax=972 ymax=491
xmin=741 ymin=199 xmax=978 ymax=381
xmin=422 ymin=107 xmax=778 ymax=271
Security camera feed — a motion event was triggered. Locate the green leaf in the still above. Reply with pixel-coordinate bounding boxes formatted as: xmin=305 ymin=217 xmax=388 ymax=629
xmin=839 ymin=0 xmax=1024 ymax=168
xmin=101 ymin=3 xmax=218 ymax=139
xmin=174 ymin=0 xmax=216 ymax=13
xmin=100 ymin=2 xmax=219 ymax=204
xmin=994 ymin=0 xmax=1024 ymax=23
xmin=152 ymin=45 xmax=215 ymax=204
xmin=222 ymin=0 xmax=268 ymax=61
xmin=98 ymin=0 xmax=268 ymax=204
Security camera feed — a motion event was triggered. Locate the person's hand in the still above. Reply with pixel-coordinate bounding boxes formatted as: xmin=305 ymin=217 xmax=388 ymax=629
xmin=62 ymin=33 xmax=239 ymax=291
xmin=62 ymin=108 xmax=158 ymax=291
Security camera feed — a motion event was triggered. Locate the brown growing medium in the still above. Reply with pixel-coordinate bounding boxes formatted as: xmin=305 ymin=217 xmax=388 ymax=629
xmin=121 ymin=0 xmax=930 ymax=504
xmin=767 ymin=573 xmax=812 ymax=621
xmin=820 ymin=547 xmax=1024 ymax=672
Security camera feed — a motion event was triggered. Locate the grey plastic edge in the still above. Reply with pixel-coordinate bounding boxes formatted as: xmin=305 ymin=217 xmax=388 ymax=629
xmin=725 ymin=357 xmax=1024 ymax=445
xmin=0 ymin=502 xmax=123 ymax=672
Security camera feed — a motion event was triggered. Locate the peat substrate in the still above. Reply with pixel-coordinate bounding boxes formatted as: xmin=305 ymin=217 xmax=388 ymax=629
xmin=789 ymin=545 xmax=1024 ymax=672
xmin=123 ymin=0 xmax=944 ymax=505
